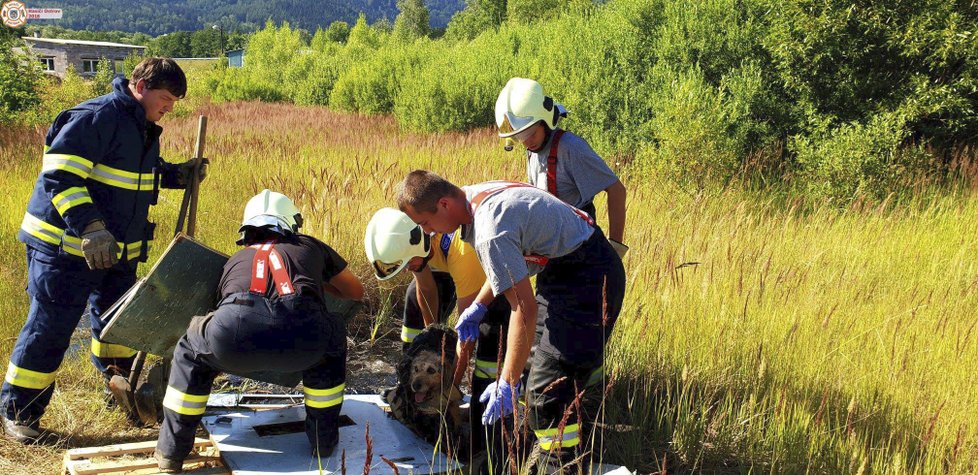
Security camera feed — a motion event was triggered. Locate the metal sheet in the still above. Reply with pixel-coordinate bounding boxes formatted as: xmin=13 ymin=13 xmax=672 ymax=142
xmin=100 ymin=234 xmax=228 ymax=357
xmin=204 ymin=395 xmax=459 ymax=474
xmin=100 ymin=234 xmax=362 ymax=388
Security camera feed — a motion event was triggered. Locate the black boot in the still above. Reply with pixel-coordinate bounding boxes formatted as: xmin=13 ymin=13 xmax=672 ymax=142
xmin=154 ymin=450 xmax=184 ymax=473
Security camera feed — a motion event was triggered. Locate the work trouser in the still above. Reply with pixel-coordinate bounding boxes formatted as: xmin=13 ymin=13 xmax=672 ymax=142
xmin=1 ymin=246 xmax=138 ymax=425
xmin=157 ymin=293 xmax=346 ymax=461
xmin=402 ymin=272 xmax=457 ymax=350
xmin=468 ymin=295 xmax=513 ymax=472
xmin=527 ymin=227 xmax=626 ymax=474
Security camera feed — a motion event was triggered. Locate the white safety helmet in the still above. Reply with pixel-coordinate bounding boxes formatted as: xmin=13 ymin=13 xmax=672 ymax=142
xmin=237 ymin=189 xmax=303 ymax=243
xmin=494 ymin=77 xmax=567 ymax=139
xmin=364 ymin=208 xmax=431 ymax=280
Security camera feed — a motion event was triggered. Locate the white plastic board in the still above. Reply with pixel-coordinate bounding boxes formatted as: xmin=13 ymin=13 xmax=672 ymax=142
xmin=203 ymin=395 xmax=459 ymax=474
xmin=202 ymin=394 xmax=634 ymax=474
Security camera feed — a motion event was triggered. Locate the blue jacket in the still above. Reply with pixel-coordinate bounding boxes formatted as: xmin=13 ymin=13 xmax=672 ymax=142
xmin=18 ymin=76 xmax=184 ymax=263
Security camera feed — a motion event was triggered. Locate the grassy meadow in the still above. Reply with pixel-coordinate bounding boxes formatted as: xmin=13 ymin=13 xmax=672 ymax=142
xmin=1 ymin=101 xmax=977 ymax=473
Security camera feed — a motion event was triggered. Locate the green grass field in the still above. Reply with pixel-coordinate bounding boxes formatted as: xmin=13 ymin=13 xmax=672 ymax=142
xmin=1 ymin=101 xmax=976 ymax=473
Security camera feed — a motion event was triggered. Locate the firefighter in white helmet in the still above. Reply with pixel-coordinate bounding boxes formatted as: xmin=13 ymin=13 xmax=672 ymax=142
xmin=365 ymin=208 xmax=512 ymax=468
xmin=155 ymin=190 xmax=363 ymax=472
xmin=495 ymin=77 xmax=629 ymax=258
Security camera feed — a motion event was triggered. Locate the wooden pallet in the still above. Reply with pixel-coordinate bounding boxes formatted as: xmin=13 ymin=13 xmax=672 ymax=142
xmin=63 ymin=438 xmax=227 ymax=475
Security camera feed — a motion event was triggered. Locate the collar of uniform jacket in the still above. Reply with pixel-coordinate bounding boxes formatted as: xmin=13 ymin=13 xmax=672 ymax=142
xmin=111 ymin=76 xmax=150 ymax=126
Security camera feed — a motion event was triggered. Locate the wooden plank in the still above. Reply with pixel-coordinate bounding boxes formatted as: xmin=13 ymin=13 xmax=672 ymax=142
xmin=63 ymin=438 xmax=224 ymax=475
xmin=68 ymin=454 xmax=222 ymax=475
xmin=66 ymin=438 xmax=212 ymax=460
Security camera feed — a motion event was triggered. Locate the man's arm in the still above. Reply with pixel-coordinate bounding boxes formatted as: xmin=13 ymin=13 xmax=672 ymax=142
xmin=413 ymin=266 xmax=439 ymax=327
xmin=42 ymin=110 xmax=110 ymax=236
xmin=323 ymin=268 xmax=364 ymax=300
xmin=605 ymin=180 xmax=627 ymax=243
xmin=500 ymin=276 xmax=536 ymax=384
xmin=473 ymin=280 xmax=496 ymax=308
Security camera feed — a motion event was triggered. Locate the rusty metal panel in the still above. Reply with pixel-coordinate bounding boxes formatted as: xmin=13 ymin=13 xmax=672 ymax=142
xmin=100 ymin=234 xmax=228 ymax=358
xmin=100 ymin=234 xmax=361 ymax=388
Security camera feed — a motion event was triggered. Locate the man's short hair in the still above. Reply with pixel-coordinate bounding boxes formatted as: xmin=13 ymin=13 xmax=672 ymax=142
xmin=396 ymin=170 xmax=462 ymax=214
xmin=131 ymin=57 xmax=187 ymax=98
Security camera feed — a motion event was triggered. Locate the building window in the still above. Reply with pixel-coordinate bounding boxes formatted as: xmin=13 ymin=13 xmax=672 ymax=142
xmin=38 ymin=57 xmax=55 ymax=71
xmin=81 ymin=58 xmax=99 ymax=73
xmin=114 ymin=59 xmax=125 ymax=73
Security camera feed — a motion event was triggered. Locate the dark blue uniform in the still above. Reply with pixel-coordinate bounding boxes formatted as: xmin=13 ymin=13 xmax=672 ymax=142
xmin=157 ymin=234 xmax=349 ymax=462
xmin=2 ymin=76 xmax=183 ymax=427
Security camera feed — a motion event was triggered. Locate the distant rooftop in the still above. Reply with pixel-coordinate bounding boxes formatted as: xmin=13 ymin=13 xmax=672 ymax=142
xmin=22 ymin=37 xmax=146 ymax=49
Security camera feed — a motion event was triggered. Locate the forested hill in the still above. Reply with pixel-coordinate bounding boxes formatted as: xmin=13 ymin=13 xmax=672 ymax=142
xmin=24 ymin=0 xmax=463 ymax=35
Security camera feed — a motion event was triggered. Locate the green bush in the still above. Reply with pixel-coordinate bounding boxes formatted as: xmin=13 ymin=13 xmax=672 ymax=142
xmin=25 ymin=66 xmax=94 ymax=126
xmin=91 ymin=58 xmax=116 ymax=96
xmin=791 ymin=112 xmax=934 ymax=201
xmin=196 ymin=0 xmax=978 ymax=201
xmin=330 ymin=44 xmax=429 ymax=114
xmin=0 ymin=37 xmax=44 ymax=124
xmin=394 ymin=30 xmax=514 ymax=131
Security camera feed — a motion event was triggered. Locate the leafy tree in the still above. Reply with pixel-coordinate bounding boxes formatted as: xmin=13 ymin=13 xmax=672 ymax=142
xmin=150 ymin=31 xmax=193 ymax=57
xmin=225 ymin=31 xmax=248 ymax=51
xmin=445 ymin=0 xmax=505 ymax=40
xmin=91 ymin=57 xmax=116 ymax=96
xmin=190 ymin=28 xmax=223 ymax=57
xmin=348 ymin=13 xmax=383 ymax=49
xmin=393 ymin=0 xmax=431 ymax=42
xmin=507 ymin=0 xmax=590 ymax=24
xmin=0 ymin=36 xmax=44 ymax=124
xmin=326 ymin=21 xmax=351 ymax=43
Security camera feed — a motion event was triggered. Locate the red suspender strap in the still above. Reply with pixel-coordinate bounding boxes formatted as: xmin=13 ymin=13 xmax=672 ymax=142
xmin=249 ymin=241 xmax=296 ymax=296
xmin=468 ymin=181 xmax=595 ymax=268
xmin=546 ymin=129 xmax=564 ymax=196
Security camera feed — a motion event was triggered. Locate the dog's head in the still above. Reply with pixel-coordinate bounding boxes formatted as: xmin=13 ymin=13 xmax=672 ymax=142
xmin=395 ymin=324 xmax=460 ymax=406
xmin=409 ymin=350 xmax=446 ymax=404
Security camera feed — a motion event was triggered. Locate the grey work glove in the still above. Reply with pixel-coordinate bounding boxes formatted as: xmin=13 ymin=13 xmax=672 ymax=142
xmin=609 ymin=238 xmax=629 ymax=259
xmin=81 ymin=220 xmax=120 ymax=270
xmin=177 ymin=157 xmax=209 ymax=187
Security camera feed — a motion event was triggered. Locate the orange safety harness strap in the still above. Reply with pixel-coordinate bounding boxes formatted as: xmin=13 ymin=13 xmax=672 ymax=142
xmin=546 ymin=129 xmax=565 ymax=196
xmin=249 ymin=241 xmax=296 ymax=296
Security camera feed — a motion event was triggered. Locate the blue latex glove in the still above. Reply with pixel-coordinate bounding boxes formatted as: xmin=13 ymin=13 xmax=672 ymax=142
xmin=455 ymin=302 xmax=487 ymax=342
xmin=479 ymin=379 xmax=520 ymax=425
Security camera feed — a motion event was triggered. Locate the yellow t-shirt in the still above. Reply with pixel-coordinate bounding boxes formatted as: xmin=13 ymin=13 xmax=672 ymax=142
xmin=428 ymin=231 xmax=486 ymax=298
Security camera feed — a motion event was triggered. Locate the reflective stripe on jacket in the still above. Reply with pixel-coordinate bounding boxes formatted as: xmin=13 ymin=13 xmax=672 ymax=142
xmin=18 ymin=76 xmax=183 ymax=262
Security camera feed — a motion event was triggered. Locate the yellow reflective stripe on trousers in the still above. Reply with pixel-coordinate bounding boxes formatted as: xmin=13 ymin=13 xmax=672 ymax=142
xmin=401 ymin=326 xmax=421 ymax=343
xmin=22 ymin=213 xmax=149 ymax=261
xmin=304 ymin=383 xmax=345 ymax=408
xmin=90 ymin=163 xmax=155 ymax=191
xmin=90 ymin=338 xmax=137 ymax=358
xmin=20 ymin=213 xmax=63 ymax=246
xmin=535 ymin=423 xmax=581 ymax=450
xmin=51 ymin=187 xmax=93 ymax=215
xmin=474 ymin=359 xmax=498 ymax=379
xmin=4 ymin=362 xmax=57 ymax=390
xmin=42 ymin=153 xmax=94 ymax=179
xmin=126 ymin=241 xmax=146 ymax=261
xmin=163 ymin=386 xmax=210 ymax=416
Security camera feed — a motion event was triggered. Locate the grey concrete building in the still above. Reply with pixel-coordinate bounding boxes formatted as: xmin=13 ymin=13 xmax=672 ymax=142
xmin=21 ymin=37 xmax=147 ymax=78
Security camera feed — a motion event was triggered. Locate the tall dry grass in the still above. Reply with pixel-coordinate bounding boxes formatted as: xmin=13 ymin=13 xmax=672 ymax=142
xmin=0 ymin=101 xmax=976 ymax=473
